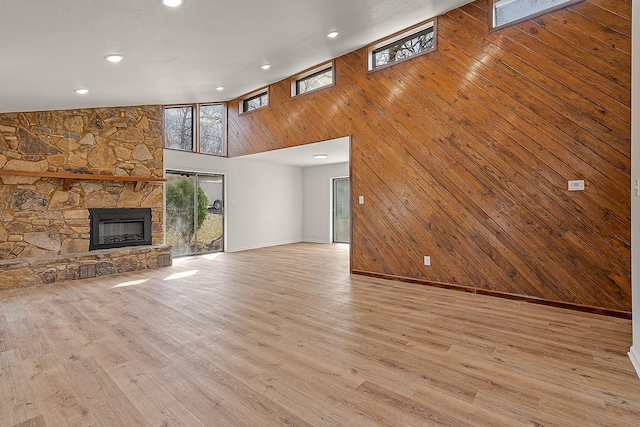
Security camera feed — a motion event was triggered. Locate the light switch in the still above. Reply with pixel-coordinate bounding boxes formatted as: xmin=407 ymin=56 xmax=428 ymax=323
xmin=358 ymin=196 xmax=364 ymax=204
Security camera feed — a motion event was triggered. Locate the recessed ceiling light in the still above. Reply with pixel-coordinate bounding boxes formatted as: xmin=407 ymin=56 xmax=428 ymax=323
xmin=105 ymin=54 xmax=124 ymax=63
xmin=162 ymin=0 xmax=184 ymax=7
xmin=261 ymin=64 xmax=271 ymax=70
xmin=74 ymin=88 xmax=89 ymax=95
xmin=327 ymin=31 xmax=339 ymax=38
xmin=313 ymin=154 xmax=328 ymax=159
xmin=216 ymin=86 xmax=224 ymax=91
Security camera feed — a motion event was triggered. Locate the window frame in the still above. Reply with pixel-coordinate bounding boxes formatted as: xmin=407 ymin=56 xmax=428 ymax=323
xmin=239 ymin=87 xmax=270 ymax=115
xmin=489 ymin=0 xmax=583 ymax=31
xmin=198 ymin=103 xmax=227 ymax=157
xmin=163 ymin=105 xmax=195 ymax=153
xmin=367 ymin=18 xmax=437 ymax=72
xmin=163 ymin=103 xmax=227 ymax=157
xmin=291 ymin=61 xmax=335 ymax=97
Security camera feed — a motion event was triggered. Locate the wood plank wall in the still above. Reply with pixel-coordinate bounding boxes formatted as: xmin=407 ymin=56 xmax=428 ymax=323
xmin=227 ymin=0 xmax=631 ymax=315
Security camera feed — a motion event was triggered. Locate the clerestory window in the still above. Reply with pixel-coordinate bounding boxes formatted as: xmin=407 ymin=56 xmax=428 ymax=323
xmin=491 ymin=0 xmax=583 ymax=30
xmin=368 ymin=20 xmax=436 ymax=71
xmin=292 ymin=61 xmax=334 ymax=97
xmin=164 ymin=103 xmax=226 ymax=156
xmin=240 ymin=88 xmax=269 ymax=114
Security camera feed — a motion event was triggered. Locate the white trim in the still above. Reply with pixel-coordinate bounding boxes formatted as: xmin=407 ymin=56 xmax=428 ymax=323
xmin=629 ymin=346 xmax=640 ymax=379
xmin=631 ymin=0 xmax=639 ymax=384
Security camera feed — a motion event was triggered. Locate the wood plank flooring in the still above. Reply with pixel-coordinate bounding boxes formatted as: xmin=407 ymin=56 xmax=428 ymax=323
xmin=1 ymin=243 xmax=639 ymax=426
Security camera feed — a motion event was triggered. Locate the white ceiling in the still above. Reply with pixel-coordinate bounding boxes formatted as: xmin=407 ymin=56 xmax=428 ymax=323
xmin=235 ymin=136 xmax=350 ymax=167
xmin=0 ymin=0 xmax=472 ymax=114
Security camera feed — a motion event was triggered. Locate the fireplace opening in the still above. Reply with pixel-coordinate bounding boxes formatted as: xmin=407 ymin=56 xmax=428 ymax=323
xmin=89 ymin=208 xmax=152 ymax=251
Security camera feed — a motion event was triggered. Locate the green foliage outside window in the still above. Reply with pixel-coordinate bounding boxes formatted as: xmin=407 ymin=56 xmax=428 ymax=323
xmin=166 ymin=178 xmax=208 ymax=247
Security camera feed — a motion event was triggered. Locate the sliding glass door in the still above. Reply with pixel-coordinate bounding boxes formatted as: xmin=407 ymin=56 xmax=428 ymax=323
xmin=165 ymin=171 xmax=224 ymax=257
xmin=196 ymin=174 xmax=224 ymax=253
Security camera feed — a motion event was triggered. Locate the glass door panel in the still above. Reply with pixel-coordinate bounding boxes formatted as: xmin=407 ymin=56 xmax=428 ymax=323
xmin=165 ymin=171 xmax=224 ymax=257
xmin=165 ymin=172 xmax=196 ymax=256
xmin=196 ymin=174 xmax=224 ymax=253
xmin=333 ymin=177 xmax=350 ymax=244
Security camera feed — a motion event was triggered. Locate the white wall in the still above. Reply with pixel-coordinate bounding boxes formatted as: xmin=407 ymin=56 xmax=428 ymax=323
xmin=302 ymin=163 xmax=350 ymax=243
xmin=629 ymin=0 xmax=640 ymax=377
xmin=164 ymin=150 xmax=303 ymax=252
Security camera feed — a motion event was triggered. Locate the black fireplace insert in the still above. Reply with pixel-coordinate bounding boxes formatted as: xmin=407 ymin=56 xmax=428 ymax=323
xmin=89 ymin=208 xmax=152 ymax=251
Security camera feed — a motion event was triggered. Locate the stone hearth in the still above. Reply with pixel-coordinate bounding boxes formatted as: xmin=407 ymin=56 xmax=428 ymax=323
xmin=0 ymin=245 xmax=171 ymax=289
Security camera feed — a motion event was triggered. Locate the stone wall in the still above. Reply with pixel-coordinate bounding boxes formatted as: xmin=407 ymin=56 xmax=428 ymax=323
xmin=0 ymin=105 xmax=169 ymax=286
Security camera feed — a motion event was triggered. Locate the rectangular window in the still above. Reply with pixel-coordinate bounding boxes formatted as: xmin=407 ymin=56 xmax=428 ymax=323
xmin=164 ymin=106 xmax=194 ymax=152
xmin=491 ymin=0 xmax=582 ymax=30
xmin=164 ymin=103 xmax=227 ymax=156
xmin=240 ymin=88 xmax=269 ymax=114
xmin=199 ymin=104 xmax=225 ymax=156
xmin=368 ymin=20 xmax=436 ymax=71
xmin=292 ymin=62 xmax=334 ymax=97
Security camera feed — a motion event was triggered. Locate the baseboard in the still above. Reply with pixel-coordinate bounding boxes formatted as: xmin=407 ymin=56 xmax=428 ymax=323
xmin=629 ymin=346 xmax=640 ymax=379
xmin=228 ymin=240 xmax=303 ymax=253
xmin=352 ymin=270 xmax=632 ymax=319
xmin=302 ymin=238 xmax=332 ymax=244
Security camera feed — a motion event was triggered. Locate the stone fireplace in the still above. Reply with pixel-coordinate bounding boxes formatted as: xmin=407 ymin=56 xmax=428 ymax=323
xmin=0 ymin=105 xmax=171 ymax=289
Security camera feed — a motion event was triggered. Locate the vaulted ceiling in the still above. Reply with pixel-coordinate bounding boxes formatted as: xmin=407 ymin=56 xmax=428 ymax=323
xmin=0 ymin=0 xmax=473 ymax=114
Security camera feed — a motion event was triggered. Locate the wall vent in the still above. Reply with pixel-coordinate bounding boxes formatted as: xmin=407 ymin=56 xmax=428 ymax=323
xmin=79 ymin=264 xmax=96 ymax=279
xmin=158 ymin=254 xmax=172 ymax=267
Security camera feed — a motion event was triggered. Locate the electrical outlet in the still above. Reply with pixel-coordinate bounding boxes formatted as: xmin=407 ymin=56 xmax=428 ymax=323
xmin=423 ymin=256 xmax=431 ymax=266
xmin=568 ymin=180 xmax=584 ymax=191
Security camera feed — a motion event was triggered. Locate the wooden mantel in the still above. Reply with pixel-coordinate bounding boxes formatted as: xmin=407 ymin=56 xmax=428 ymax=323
xmin=0 ymin=169 xmax=166 ymax=192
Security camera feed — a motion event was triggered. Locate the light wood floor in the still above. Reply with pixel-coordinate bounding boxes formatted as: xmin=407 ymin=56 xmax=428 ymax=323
xmin=1 ymin=243 xmax=640 ymax=426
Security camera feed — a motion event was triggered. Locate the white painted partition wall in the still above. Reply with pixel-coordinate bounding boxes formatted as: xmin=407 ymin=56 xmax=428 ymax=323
xmin=303 ymin=163 xmax=350 ymax=243
xmin=629 ymin=0 xmax=640 ymax=377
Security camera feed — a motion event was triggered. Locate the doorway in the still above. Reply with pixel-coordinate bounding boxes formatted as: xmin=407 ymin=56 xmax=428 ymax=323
xmin=333 ymin=177 xmax=350 ymax=243
xmin=165 ymin=170 xmax=224 ymax=257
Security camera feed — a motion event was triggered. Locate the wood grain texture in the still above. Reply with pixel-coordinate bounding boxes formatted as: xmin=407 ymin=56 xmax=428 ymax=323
xmin=227 ymin=0 xmax=631 ymax=313
xmin=1 ymin=243 xmax=639 ymax=426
